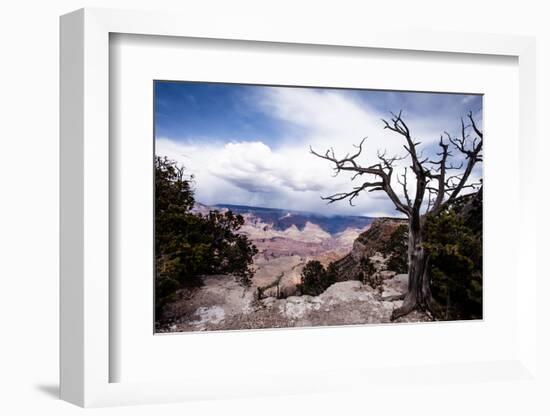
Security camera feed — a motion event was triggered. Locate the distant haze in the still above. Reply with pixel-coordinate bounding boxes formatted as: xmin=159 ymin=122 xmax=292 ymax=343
xmin=213 ymin=203 xmax=374 ymax=235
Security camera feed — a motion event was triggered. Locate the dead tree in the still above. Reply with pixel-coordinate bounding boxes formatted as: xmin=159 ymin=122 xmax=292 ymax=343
xmin=311 ymin=111 xmax=482 ymax=320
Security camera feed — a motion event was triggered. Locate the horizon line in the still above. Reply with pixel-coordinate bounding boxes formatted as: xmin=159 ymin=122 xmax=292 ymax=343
xmin=197 ymin=201 xmax=404 ymax=220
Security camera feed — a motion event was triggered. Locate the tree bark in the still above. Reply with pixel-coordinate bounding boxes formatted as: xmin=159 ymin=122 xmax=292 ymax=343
xmin=391 ymin=216 xmax=435 ymax=320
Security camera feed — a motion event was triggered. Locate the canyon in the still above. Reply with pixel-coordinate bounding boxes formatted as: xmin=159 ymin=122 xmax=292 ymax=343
xmin=158 ymin=204 xmax=422 ymax=331
xmin=193 ymin=203 xmax=375 ymax=297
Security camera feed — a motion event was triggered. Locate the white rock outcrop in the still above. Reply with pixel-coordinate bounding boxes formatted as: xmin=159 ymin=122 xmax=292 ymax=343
xmin=161 ymin=273 xmax=428 ymax=332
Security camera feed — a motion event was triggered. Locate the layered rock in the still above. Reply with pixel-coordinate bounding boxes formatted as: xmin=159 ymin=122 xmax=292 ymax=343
xmin=331 ymin=217 xmax=407 ymax=281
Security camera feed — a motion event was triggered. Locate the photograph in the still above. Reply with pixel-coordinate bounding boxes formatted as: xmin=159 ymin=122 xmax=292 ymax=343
xmin=2 ymin=0 xmax=544 ymax=412
xmin=154 ymin=81 xmax=483 ymax=333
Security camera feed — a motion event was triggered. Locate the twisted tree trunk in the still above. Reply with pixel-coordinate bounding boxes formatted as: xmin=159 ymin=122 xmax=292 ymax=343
xmin=391 ymin=216 xmax=435 ymax=320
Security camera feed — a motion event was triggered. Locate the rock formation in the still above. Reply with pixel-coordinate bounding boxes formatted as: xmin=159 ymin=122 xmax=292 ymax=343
xmin=159 ymin=273 xmax=428 ymax=332
xmin=331 ymin=217 xmax=407 ymax=282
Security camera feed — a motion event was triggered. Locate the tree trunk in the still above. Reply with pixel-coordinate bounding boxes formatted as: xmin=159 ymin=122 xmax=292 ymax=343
xmin=391 ymin=216 xmax=436 ymax=321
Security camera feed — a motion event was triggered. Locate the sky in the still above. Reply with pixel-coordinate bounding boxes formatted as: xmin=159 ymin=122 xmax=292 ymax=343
xmin=155 ymin=81 xmax=482 ymax=218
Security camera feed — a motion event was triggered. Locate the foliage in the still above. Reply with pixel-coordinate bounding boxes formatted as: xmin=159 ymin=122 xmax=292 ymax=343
xmin=424 ymin=193 xmax=483 ymax=320
xmin=359 ymin=256 xmax=382 ymax=289
xmin=155 ymin=156 xmax=258 ymax=319
xmin=326 ymin=262 xmax=339 ymax=283
xmin=298 ymin=260 xmax=337 ymax=296
xmin=381 ymin=224 xmax=409 ymax=273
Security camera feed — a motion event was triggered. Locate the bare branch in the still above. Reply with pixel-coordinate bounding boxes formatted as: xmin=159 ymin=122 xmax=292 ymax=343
xmin=311 ymin=136 xmax=411 ymax=216
xmin=311 ymin=109 xmax=483 ymax=220
xmin=468 ymin=110 xmax=483 ymax=139
xmin=396 ymin=167 xmax=412 ymax=208
xmin=443 ymin=113 xmax=483 ymax=205
xmin=381 ymin=111 xmax=430 ymax=214
xmin=425 ymin=187 xmax=438 ymax=214
xmin=321 ymin=181 xmax=383 ymax=206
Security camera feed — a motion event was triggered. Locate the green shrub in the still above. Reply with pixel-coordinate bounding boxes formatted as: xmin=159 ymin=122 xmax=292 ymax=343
xmin=298 ymin=260 xmax=336 ymax=296
xmin=381 ymin=224 xmax=408 ymax=273
xmin=155 ymin=156 xmax=257 ymax=320
xmin=360 ymin=257 xmax=382 ymax=288
xmin=424 ymin=193 xmax=482 ymax=320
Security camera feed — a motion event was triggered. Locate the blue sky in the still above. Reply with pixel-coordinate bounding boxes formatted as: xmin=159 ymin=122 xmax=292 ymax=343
xmin=155 ymin=82 xmax=286 ymax=145
xmin=155 ymin=81 xmax=482 ymax=217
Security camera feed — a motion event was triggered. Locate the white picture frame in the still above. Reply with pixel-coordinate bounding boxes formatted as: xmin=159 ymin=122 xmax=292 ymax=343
xmin=60 ymin=7 xmax=538 ymax=408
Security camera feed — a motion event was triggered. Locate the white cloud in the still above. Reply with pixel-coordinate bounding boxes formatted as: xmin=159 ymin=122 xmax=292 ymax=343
xmin=157 ymin=88 xmax=482 ymax=217
xmin=208 ymin=141 xmax=326 ymax=193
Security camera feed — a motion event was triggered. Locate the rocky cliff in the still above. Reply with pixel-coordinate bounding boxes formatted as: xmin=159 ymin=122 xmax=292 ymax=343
xmin=332 ymin=217 xmax=408 ymax=282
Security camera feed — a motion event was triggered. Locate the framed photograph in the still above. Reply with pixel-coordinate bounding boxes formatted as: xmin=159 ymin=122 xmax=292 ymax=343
xmin=152 ymin=81 xmax=483 ymax=333
xmin=60 ymin=8 xmax=538 ymax=408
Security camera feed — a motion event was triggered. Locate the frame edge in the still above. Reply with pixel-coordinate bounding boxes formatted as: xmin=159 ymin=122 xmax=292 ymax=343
xmin=59 ymin=8 xmax=85 ymax=407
